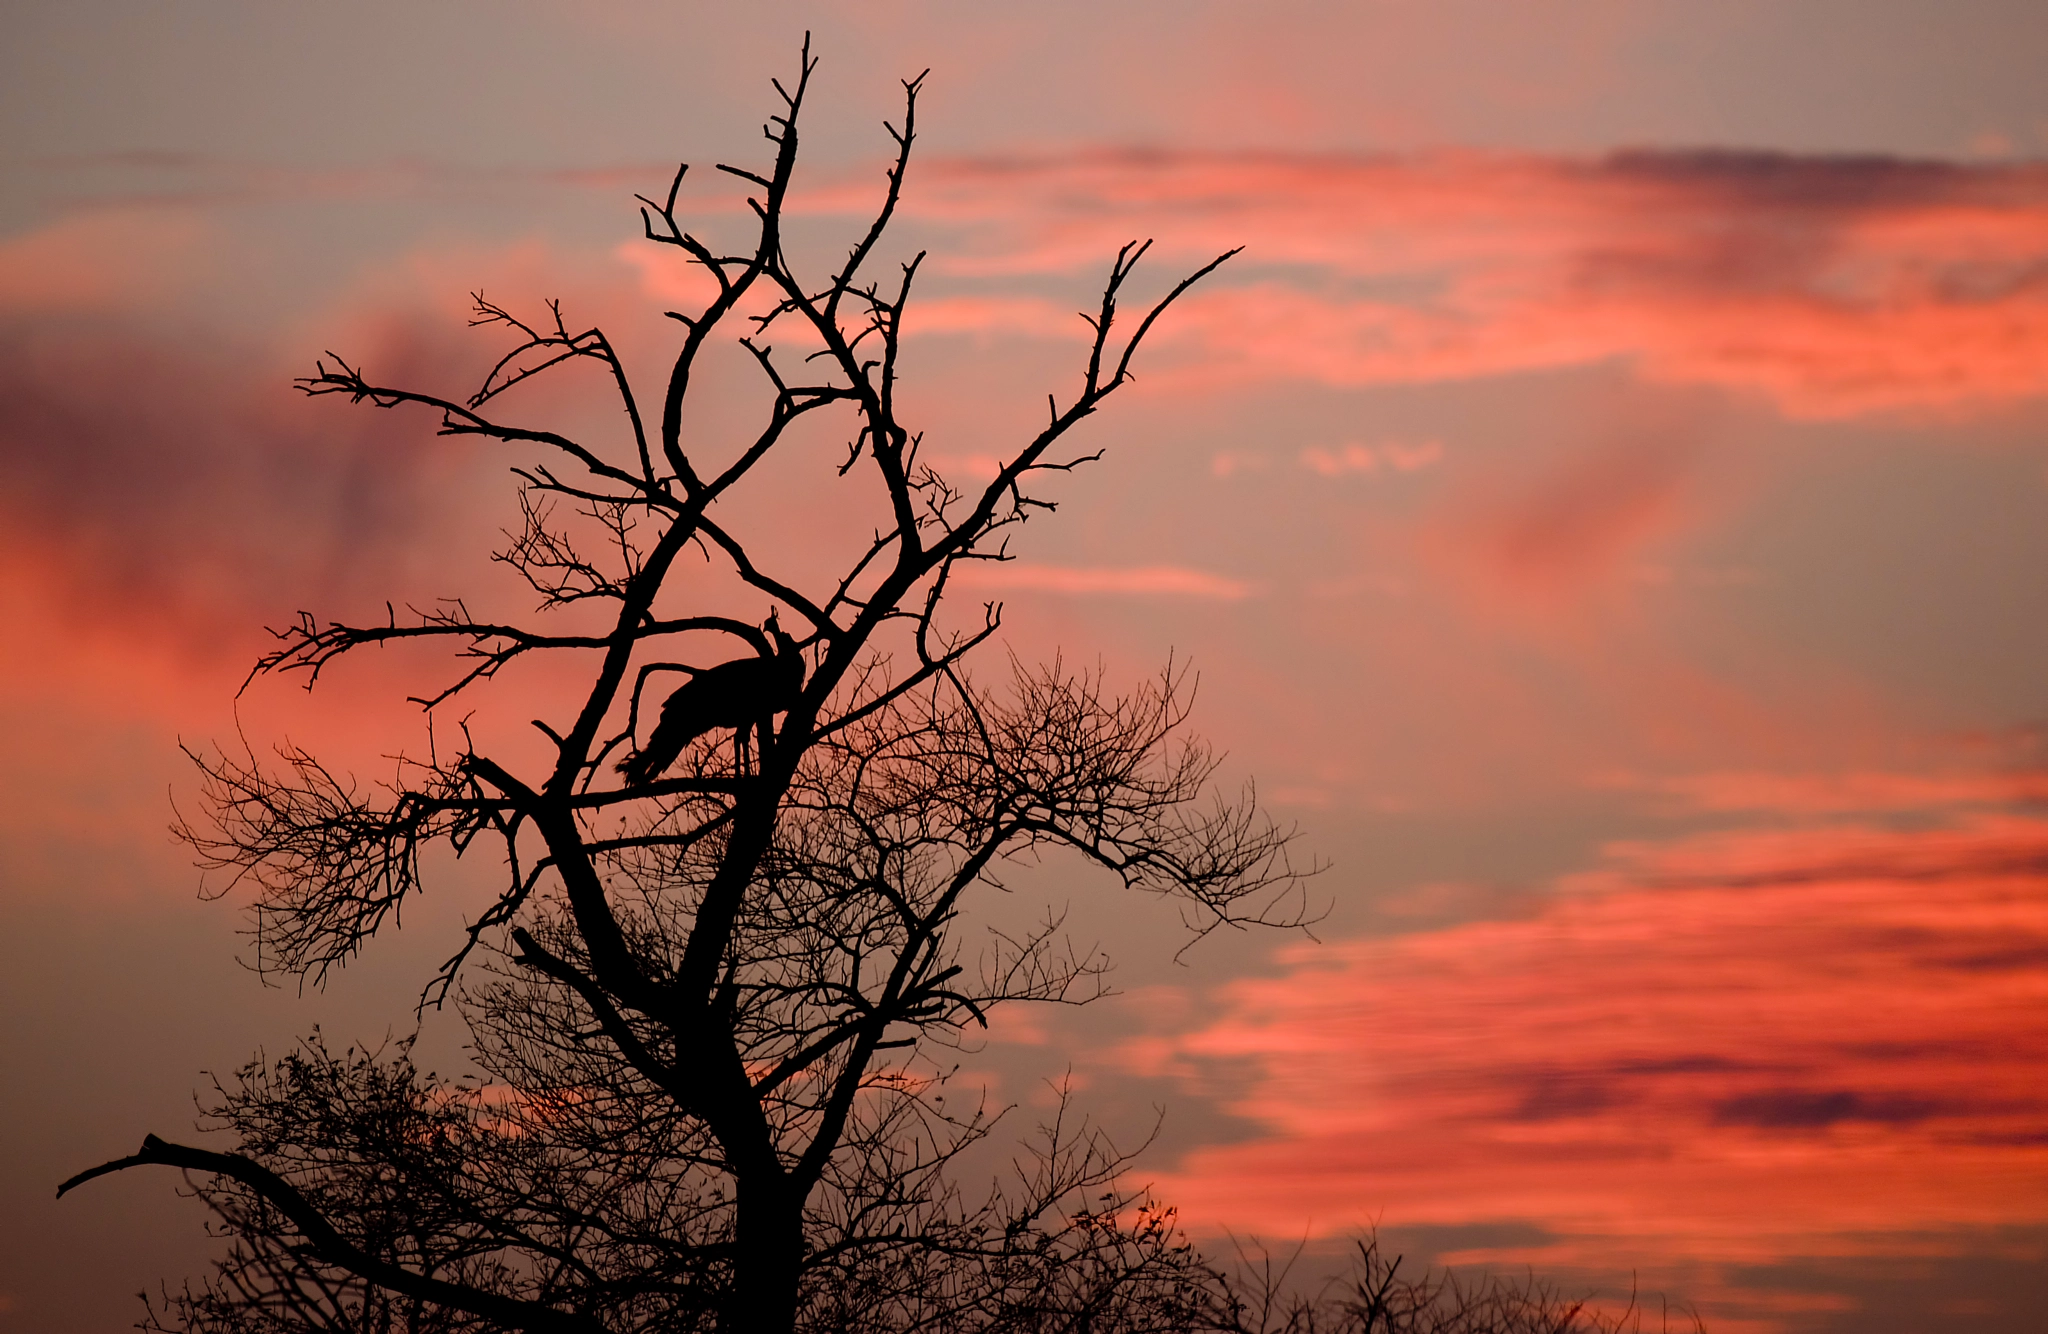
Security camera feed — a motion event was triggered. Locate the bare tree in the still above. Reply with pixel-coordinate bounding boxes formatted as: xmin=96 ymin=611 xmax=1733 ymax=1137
xmin=60 ymin=43 xmax=1311 ymax=1334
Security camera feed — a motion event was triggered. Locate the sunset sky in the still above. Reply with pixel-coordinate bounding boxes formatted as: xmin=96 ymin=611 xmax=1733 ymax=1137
xmin=4 ymin=4 xmax=2047 ymax=1331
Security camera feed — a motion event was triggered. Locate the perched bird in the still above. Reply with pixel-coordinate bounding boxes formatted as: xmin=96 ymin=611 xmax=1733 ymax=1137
xmin=618 ymin=615 xmax=804 ymax=785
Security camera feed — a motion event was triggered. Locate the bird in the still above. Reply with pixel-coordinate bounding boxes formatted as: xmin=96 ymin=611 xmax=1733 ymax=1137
xmin=618 ymin=614 xmax=804 ymax=786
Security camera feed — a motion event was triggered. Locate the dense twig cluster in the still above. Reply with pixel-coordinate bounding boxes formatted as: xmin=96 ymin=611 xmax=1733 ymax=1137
xmin=1217 ymin=1235 xmax=1696 ymax=1334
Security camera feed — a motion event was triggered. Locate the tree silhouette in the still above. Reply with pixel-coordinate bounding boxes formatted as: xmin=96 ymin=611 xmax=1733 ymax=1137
xmin=59 ymin=43 xmax=1313 ymax=1334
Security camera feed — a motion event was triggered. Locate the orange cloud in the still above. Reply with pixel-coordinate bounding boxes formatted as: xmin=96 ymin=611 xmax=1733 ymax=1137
xmin=878 ymin=151 xmax=2048 ymax=419
xmin=1122 ymin=805 xmax=2048 ymax=1330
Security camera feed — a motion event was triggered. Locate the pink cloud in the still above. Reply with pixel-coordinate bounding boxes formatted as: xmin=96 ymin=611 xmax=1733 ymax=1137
xmin=1123 ymin=805 xmax=2048 ymax=1330
xmin=879 ymin=151 xmax=2048 ymax=419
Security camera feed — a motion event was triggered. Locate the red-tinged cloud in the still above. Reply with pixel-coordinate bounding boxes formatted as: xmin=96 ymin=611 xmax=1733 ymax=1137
xmin=0 ymin=222 xmax=740 ymax=875
xmin=31 ymin=149 xmax=2048 ymax=421
xmin=1122 ymin=806 xmax=2048 ymax=1328
xmin=1607 ymin=767 xmax=2048 ymax=815
xmin=870 ymin=151 xmax=2048 ymax=418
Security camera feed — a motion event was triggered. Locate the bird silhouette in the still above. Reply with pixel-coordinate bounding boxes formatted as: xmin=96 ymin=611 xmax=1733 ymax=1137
xmin=619 ymin=614 xmax=804 ymax=786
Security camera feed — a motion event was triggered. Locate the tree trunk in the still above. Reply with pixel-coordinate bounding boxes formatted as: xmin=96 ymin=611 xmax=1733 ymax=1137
xmin=726 ymin=1179 xmax=805 ymax=1334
